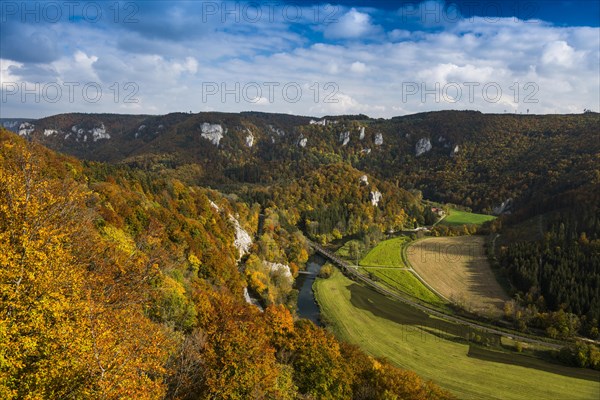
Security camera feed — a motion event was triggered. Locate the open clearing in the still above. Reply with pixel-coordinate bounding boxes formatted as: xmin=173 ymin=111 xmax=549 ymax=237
xmin=354 ymin=237 xmax=443 ymax=305
xmin=314 ymin=269 xmax=600 ymax=400
xmin=359 ymin=236 xmax=408 ymax=267
xmin=407 ymin=236 xmax=509 ymax=317
xmin=442 ymin=209 xmax=496 ymax=226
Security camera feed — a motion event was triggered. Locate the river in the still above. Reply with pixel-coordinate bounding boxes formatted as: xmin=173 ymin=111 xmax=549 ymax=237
xmin=295 ymin=254 xmax=326 ymax=325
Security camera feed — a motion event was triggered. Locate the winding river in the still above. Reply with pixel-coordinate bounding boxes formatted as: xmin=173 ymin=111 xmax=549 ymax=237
xmin=295 ymin=254 xmax=326 ymax=325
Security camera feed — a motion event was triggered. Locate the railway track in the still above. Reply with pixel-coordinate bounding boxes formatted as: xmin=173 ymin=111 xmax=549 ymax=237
xmin=308 ymin=240 xmax=565 ymax=350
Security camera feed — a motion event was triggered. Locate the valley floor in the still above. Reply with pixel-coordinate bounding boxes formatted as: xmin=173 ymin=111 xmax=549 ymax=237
xmin=314 ymin=269 xmax=600 ymax=400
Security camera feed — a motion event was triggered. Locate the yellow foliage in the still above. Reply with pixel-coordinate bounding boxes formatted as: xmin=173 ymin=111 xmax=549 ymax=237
xmin=0 ymin=140 xmax=173 ymax=399
xmin=101 ymin=224 xmax=136 ymax=254
xmin=248 ymin=270 xmax=268 ymax=294
xmin=163 ymin=275 xmax=186 ymax=297
xmin=297 ymin=248 xmax=309 ymax=264
xmin=187 ymin=253 xmax=201 ymax=268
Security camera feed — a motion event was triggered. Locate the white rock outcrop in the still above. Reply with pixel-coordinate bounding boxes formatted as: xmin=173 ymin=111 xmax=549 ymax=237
xmin=43 ymin=129 xmax=58 ymax=137
xmin=268 ymin=125 xmax=285 ymax=136
xmin=361 ymin=148 xmax=371 ymax=155
xmin=66 ymin=124 xmax=110 ymax=142
xmin=374 ymin=133 xmax=383 ymax=146
xmin=415 ymin=137 xmax=432 ymax=156
xmin=309 ymin=119 xmax=337 ymax=126
xmin=360 ymin=175 xmax=369 ymax=185
xmin=340 ymin=131 xmax=350 ymax=146
xmin=209 ymin=198 xmax=253 ymax=260
xmin=18 ymin=122 xmax=34 ymax=137
xmin=135 ymin=125 xmax=145 ymax=139
xmin=200 ymin=123 xmax=224 ymax=146
xmin=451 ymin=145 xmax=459 ymax=156
xmin=243 ymin=287 xmax=264 ymax=311
xmin=299 ymin=137 xmax=308 ymax=148
xmin=243 ymin=287 xmax=253 ymax=304
xmin=493 ymin=198 xmax=513 ymax=215
xmin=370 ymin=191 xmax=382 ymax=207
xmin=265 ymin=262 xmax=293 ymax=283
xmin=91 ymin=123 xmax=110 ymax=141
xmin=229 ymin=215 xmax=253 ymax=259
xmin=209 ymin=200 xmax=220 ymax=212
xmin=359 ymin=127 xmax=365 ymax=140
xmin=245 ymin=130 xmax=254 ymax=148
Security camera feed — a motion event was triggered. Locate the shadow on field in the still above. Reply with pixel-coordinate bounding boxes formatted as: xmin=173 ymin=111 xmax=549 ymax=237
xmin=463 ymin=257 xmax=507 ymax=310
xmin=348 ymin=281 xmax=600 ymax=382
xmin=347 ymin=282 xmax=496 ymax=341
xmin=348 ymin=282 xmax=427 ymax=325
xmin=413 ymin=237 xmax=509 ymax=316
xmin=468 ymin=345 xmax=600 ymax=382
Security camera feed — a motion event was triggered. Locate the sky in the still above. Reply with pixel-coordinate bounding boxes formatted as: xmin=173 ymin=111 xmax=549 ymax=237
xmin=1 ymin=0 xmax=599 ymax=118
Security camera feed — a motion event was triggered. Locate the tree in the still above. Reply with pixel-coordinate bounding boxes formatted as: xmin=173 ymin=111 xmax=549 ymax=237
xmin=0 ymin=142 xmax=92 ymax=398
xmin=288 ymin=320 xmax=352 ymax=398
xmin=0 ymin=140 xmax=173 ymax=399
xmin=348 ymin=240 xmax=363 ymax=264
xmin=192 ymin=289 xmax=287 ymax=398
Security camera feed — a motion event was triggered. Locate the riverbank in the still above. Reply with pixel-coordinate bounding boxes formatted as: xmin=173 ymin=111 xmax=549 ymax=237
xmin=294 ymin=254 xmax=325 ymax=325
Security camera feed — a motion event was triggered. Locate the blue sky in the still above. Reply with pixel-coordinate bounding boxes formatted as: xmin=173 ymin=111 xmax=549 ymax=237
xmin=298 ymin=0 xmax=600 ymax=26
xmin=1 ymin=0 xmax=599 ymax=118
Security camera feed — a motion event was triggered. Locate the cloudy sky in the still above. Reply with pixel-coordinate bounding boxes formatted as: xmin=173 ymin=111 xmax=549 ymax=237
xmin=1 ymin=0 xmax=599 ymax=118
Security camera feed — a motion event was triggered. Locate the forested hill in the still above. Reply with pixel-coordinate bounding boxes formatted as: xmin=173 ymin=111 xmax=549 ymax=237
xmin=4 ymin=110 xmax=599 ymax=337
xmin=0 ymin=127 xmax=454 ymax=399
xmin=7 ymin=110 xmax=599 ymax=217
xmin=1 ymin=106 xmax=599 ymax=396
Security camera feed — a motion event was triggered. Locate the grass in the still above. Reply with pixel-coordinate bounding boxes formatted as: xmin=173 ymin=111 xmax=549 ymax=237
xmin=360 ymin=267 xmax=443 ymax=305
xmin=359 ymin=236 xmax=409 ymax=267
xmin=442 ymin=209 xmax=496 ymax=226
xmin=314 ymin=269 xmax=600 ymax=400
xmin=406 ymin=236 xmax=510 ymax=317
xmin=347 ymin=236 xmax=444 ymax=305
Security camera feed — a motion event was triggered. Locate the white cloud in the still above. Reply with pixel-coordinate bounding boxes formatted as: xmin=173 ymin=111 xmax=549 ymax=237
xmin=389 ymin=29 xmax=412 ymax=41
xmin=324 ymin=8 xmax=382 ymax=39
xmin=254 ymin=97 xmax=270 ymax=105
xmin=310 ymin=92 xmax=386 ymax=116
xmin=0 ymin=59 xmax=23 ymax=84
xmin=1 ymin=4 xmax=598 ymax=118
xmin=327 ymin=62 xmax=340 ymax=74
xmin=541 ymin=41 xmax=578 ymax=67
xmin=350 ymin=61 xmax=368 ymax=73
xmin=173 ymin=57 xmax=199 ymax=75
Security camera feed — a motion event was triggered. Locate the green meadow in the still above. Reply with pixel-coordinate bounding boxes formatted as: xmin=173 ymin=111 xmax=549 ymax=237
xmin=314 ymin=269 xmax=600 ymax=400
xmin=442 ymin=209 xmax=496 ymax=226
xmin=352 ymin=236 xmax=443 ymax=305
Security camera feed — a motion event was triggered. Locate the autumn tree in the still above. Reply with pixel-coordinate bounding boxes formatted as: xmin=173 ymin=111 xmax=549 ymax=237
xmin=0 ymin=138 xmax=173 ymax=399
xmin=0 ymin=141 xmax=92 ymax=398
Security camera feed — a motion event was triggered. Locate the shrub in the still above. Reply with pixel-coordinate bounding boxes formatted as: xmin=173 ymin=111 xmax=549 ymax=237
xmin=319 ymin=263 xmax=335 ymax=279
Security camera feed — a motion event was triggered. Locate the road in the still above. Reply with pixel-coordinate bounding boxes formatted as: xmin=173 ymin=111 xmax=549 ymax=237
xmin=308 ymin=240 xmax=565 ymax=350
